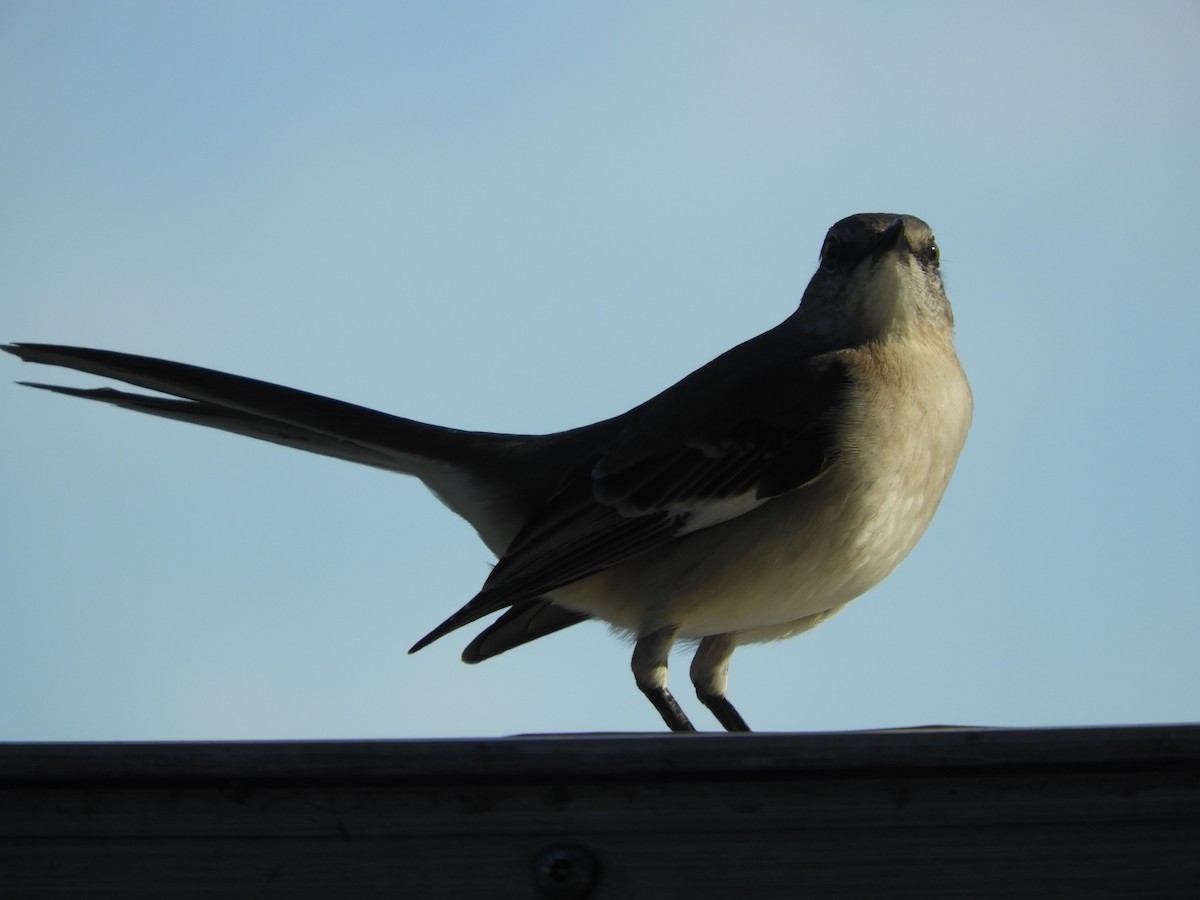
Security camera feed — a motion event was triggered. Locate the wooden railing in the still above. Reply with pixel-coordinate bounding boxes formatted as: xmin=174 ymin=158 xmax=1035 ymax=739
xmin=2 ymin=724 xmax=1197 ymax=898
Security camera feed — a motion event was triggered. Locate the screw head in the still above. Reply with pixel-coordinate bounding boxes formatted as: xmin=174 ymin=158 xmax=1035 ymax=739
xmin=531 ymin=842 xmax=599 ymax=899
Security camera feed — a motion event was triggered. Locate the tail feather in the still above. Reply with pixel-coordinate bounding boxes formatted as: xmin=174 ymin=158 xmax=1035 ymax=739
xmin=3 ymin=343 xmax=540 ymax=553
xmin=4 ymin=343 xmax=521 ymax=467
xmin=17 ymin=381 xmax=417 ymax=473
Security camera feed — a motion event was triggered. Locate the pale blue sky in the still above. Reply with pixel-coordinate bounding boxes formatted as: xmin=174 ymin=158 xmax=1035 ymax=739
xmin=2 ymin=2 xmax=1198 ymax=739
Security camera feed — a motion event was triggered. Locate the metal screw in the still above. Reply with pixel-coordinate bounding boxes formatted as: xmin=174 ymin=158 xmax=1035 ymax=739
xmin=531 ymin=843 xmax=599 ymax=899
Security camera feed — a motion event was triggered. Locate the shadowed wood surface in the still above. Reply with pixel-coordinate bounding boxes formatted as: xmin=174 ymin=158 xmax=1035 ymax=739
xmin=1 ymin=725 xmax=1197 ymax=898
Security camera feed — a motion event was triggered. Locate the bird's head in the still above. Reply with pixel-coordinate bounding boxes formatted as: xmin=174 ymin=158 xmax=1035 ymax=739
xmin=795 ymin=213 xmax=953 ymax=347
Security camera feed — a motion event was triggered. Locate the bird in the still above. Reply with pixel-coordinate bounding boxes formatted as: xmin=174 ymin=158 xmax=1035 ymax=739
xmin=4 ymin=213 xmax=972 ymax=733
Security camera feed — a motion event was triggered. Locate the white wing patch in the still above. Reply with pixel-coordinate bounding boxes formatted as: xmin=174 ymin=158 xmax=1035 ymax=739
xmin=672 ymin=490 xmax=769 ymax=536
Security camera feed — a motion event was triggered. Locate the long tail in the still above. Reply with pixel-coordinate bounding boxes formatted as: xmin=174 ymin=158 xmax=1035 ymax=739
xmin=4 ymin=342 xmax=596 ymax=657
xmin=4 ymin=342 xmax=515 ymax=469
xmin=3 ymin=343 xmax=536 ymax=552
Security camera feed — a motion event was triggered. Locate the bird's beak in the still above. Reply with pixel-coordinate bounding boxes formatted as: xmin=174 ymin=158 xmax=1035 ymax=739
xmin=873 ymin=217 xmax=910 ymax=258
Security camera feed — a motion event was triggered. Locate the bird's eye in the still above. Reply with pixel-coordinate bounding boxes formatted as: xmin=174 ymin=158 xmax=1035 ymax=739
xmin=924 ymin=241 xmax=940 ymax=268
xmin=820 ymin=237 xmax=844 ymax=271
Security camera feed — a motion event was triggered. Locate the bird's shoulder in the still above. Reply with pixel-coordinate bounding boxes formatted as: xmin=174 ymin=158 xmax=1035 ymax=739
xmin=592 ymin=320 xmax=856 ymax=508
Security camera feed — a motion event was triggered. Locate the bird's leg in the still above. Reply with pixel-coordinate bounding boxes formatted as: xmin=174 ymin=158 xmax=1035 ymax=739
xmin=690 ymin=633 xmax=751 ymax=732
xmin=631 ymin=626 xmax=695 ymax=732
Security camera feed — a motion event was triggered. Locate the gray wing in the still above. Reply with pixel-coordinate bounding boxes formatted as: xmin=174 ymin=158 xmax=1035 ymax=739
xmin=411 ymin=331 xmax=853 ymax=654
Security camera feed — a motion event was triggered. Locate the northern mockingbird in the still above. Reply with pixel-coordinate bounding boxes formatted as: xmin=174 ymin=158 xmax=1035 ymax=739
xmin=5 ymin=213 xmax=972 ymax=732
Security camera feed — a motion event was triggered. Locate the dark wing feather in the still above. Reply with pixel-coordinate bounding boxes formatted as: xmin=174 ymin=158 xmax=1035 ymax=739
xmin=461 ymin=600 xmax=591 ymax=663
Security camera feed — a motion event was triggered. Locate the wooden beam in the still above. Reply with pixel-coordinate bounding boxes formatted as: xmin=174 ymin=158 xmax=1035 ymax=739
xmin=2 ymin=725 xmax=1197 ymax=898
